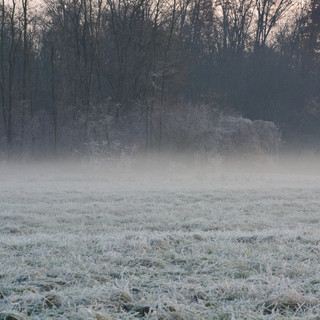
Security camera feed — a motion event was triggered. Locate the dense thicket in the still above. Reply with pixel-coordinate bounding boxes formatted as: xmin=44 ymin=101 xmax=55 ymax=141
xmin=0 ymin=0 xmax=319 ymax=156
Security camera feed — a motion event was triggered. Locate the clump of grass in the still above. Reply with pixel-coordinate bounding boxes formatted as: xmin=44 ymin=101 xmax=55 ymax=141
xmin=264 ymin=290 xmax=320 ymax=315
xmin=0 ymin=311 xmax=27 ymax=320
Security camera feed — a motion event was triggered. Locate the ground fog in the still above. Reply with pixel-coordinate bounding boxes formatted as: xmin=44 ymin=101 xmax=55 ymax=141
xmin=1 ymin=155 xmax=320 ymax=320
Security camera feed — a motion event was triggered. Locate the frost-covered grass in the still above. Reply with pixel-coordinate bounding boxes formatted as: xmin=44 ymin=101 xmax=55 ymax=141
xmin=1 ymin=156 xmax=320 ymax=319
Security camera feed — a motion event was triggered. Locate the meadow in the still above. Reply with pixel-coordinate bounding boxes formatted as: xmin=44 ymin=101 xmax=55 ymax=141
xmin=0 ymin=156 xmax=320 ymax=319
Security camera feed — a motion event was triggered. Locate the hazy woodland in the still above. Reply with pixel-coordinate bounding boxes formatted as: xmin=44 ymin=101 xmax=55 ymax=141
xmin=0 ymin=0 xmax=320 ymax=156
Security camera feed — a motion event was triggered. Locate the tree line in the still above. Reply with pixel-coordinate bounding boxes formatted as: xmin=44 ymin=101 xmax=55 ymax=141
xmin=0 ymin=0 xmax=320 ymax=156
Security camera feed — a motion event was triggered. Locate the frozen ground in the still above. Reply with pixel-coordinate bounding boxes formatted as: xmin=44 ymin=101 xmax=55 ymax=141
xmin=1 ymin=155 xmax=320 ymax=320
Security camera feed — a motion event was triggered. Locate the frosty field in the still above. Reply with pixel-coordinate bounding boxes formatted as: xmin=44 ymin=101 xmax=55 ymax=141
xmin=1 ymin=157 xmax=320 ymax=320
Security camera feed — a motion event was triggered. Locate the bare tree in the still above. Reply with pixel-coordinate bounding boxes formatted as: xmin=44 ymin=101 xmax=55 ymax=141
xmin=217 ymin=0 xmax=254 ymax=56
xmin=0 ymin=0 xmax=6 ymax=135
xmin=21 ymin=0 xmax=28 ymax=145
xmin=7 ymin=0 xmax=21 ymax=148
xmin=254 ymin=0 xmax=293 ymax=52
